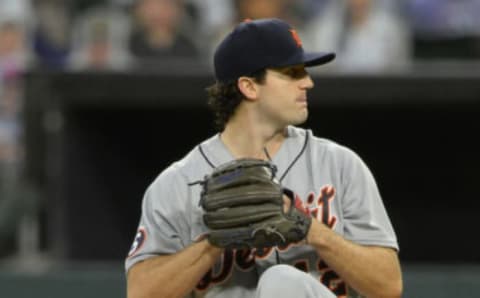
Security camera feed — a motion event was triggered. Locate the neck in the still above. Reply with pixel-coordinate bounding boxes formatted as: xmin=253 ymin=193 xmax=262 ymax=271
xmin=221 ymin=118 xmax=287 ymax=160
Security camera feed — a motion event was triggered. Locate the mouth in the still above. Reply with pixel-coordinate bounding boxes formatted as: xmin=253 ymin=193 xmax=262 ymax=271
xmin=296 ymin=92 xmax=308 ymax=102
xmin=296 ymin=96 xmax=308 ymax=105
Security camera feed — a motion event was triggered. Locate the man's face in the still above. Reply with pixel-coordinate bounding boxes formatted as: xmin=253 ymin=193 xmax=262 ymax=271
xmin=255 ymin=64 xmax=314 ymax=129
xmin=136 ymin=0 xmax=181 ymax=30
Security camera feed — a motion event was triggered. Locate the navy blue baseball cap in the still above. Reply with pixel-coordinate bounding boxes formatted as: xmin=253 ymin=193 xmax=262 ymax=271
xmin=214 ymin=18 xmax=335 ymax=82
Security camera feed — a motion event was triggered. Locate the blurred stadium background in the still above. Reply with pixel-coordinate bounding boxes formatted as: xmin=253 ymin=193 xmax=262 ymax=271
xmin=1 ymin=0 xmax=480 ymax=297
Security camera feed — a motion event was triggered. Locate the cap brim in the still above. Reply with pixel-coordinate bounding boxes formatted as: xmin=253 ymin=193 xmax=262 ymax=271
xmin=303 ymin=52 xmax=336 ymax=67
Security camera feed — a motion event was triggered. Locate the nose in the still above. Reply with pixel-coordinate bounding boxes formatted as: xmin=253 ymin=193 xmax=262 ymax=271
xmin=299 ymin=74 xmax=314 ymax=90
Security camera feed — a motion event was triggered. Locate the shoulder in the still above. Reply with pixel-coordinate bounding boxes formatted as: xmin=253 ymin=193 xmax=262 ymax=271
xmin=290 ymin=126 xmax=365 ymax=167
xmin=290 ymin=126 xmax=354 ymax=155
xmin=299 ymin=127 xmax=378 ymax=187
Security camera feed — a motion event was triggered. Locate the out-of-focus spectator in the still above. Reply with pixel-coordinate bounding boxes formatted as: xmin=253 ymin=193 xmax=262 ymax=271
xmin=31 ymin=0 xmax=70 ymax=69
xmin=302 ymin=0 xmax=411 ymax=73
xmin=128 ymin=0 xmax=199 ymax=63
xmin=185 ymin=0 xmax=234 ymax=59
xmin=407 ymin=0 xmax=480 ymax=59
xmin=69 ymin=5 xmax=132 ymax=71
xmin=297 ymin=0 xmax=329 ymax=21
xmin=0 ymin=0 xmax=32 ymax=257
xmin=234 ymin=0 xmax=295 ymax=23
xmin=408 ymin=0 xmax=480 ymax=38
xmin=0 ymin=0 xmax=31 ymax=75
xmin=187 ymin=0 xmax=234 ymax=43
xmin=0 ymin=0 xmax=30 ymax=169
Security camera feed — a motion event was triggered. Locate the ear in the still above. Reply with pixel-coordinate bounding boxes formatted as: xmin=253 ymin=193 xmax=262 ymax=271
xmin=237 ymin=77 xmax=259 ymax=101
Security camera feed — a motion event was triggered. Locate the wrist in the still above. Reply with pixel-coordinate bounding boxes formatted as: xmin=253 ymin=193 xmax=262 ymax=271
xmin=204 ymin=239 xmax=224 ymax=256
xmin=306 ymin=220 xmax=329 ymax=248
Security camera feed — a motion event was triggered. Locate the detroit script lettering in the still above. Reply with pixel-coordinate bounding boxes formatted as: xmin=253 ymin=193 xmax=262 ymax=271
xmin=196 ymin=185 xmax=347 ymax=296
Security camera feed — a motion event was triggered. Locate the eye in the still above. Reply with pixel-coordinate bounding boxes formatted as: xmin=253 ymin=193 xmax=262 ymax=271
xmin=275 ymin=66 xmax=308 ymax=79
xmin=286 ymin=67 xmax=308 ymax=79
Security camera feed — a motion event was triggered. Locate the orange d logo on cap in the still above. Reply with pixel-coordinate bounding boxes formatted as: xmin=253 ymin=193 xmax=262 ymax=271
xmin=289 ymin=29 xmax=302 ymax=47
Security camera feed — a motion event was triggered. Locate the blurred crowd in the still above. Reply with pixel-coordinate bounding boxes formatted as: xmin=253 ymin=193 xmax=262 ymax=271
xmin=1 ymin=0 xmax=480 ymax=75
xmin=1 ymin=0 xmax=480 ymax=259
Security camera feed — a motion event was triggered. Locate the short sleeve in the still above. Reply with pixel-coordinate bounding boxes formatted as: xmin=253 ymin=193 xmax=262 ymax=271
xmin=340 ymin=148 xmax=399 ymax=250
xmin=125 ymin=166 xmax=191 ymax=272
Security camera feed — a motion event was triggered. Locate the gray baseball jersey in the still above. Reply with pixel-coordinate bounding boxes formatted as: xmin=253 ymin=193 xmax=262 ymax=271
xmin=125 ymin=126 xmax=398 ymax=298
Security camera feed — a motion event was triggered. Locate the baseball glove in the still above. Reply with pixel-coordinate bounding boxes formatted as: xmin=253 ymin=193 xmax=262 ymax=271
xmin=199 ymin=158 xmax=312 ymax=249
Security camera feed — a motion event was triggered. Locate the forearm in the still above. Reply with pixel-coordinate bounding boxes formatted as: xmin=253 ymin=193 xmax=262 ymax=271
xmin=307 ymin=221 xmax=402 ymax=298
xmin=127 ymin=239 xmax=223 ymax=298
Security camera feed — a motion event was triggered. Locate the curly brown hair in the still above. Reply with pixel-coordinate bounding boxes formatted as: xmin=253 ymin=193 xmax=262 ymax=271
xmin=206 ymin=70 xmax=266 ymax=131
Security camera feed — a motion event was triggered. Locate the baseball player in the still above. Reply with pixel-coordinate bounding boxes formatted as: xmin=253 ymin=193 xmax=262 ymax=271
xmin=126 ymin=18 xmax=402 ymax=298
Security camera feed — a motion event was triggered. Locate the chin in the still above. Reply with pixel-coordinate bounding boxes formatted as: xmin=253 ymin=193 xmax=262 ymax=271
xmin=296 ymin=110 xmax=309 ymax=124
xmin=281 ymin=109 xmax=309 ymax=127
xmin=290 ymin=115 xmax=308 ymax=126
